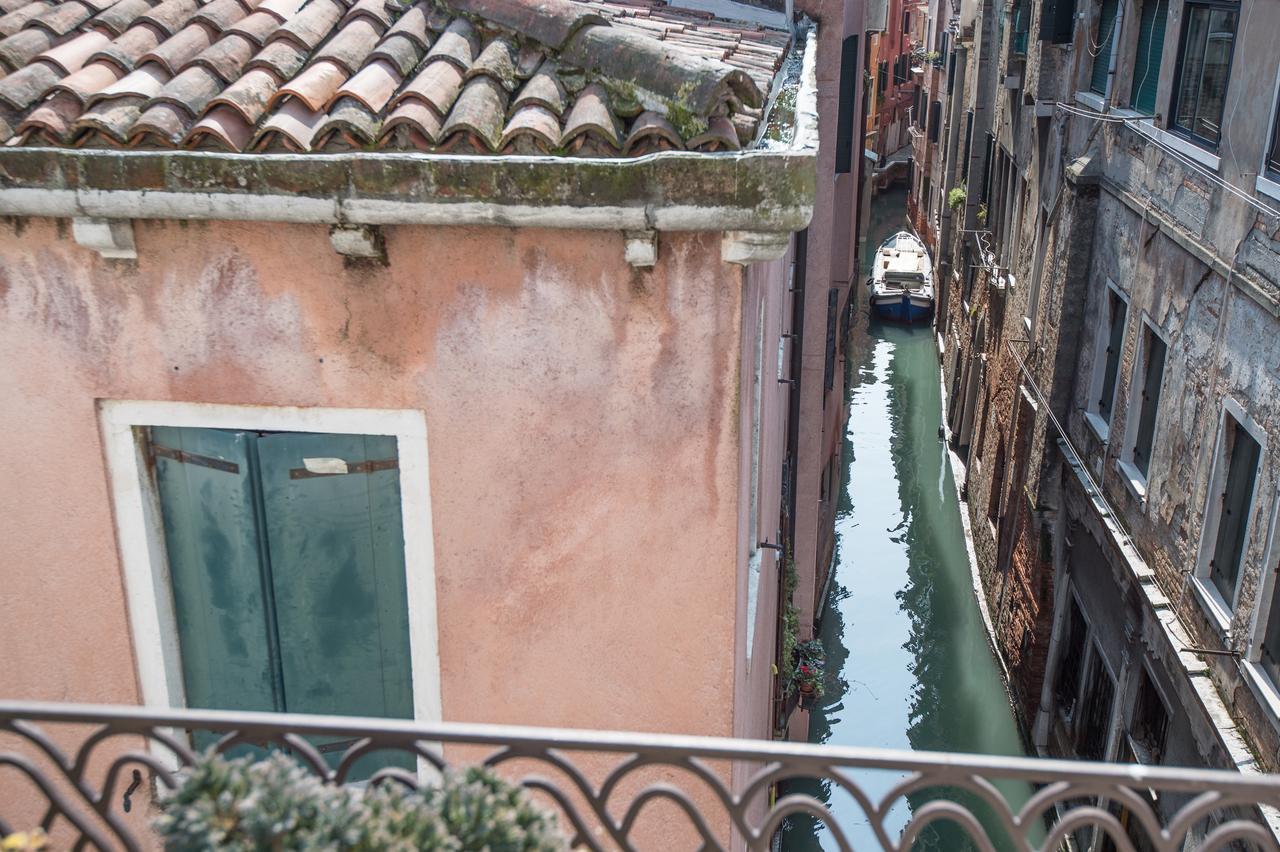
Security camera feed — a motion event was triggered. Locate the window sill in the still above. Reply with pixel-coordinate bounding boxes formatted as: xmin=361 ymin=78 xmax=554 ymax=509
xmin=1128 ymin=119 xmax=1222 ymax=172
xmin=1256 ymin=175 xmax=1280 ymax=205
xmin=1084 ymin=411 xmax=1110 ymax=444
xmin=1115 ymin=458 xmax=1149 ymax=506
xmin=1190 ymin=576 xmax=1234 ymax=634
xmin=1242 ymin=661 xmax=1280 ymax=736
xmin=1074 ymin=90 xmax=1106 ymax=112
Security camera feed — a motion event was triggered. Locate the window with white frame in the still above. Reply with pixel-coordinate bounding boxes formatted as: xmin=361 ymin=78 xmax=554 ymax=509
xmin=1195 ymin=405 xmax=1264 ymax=619
xmin=1256 ymin=576 xmax=1280 ymax=694
xmin=1127 ymin=664 xmax=1170 ymax=764
xmin=1086 ymin=280 xmax=1128 ymax=440
xmin=1266 ymin=71 xmax=1280 ymax=180
xmin=1169 ymin=0 xmax=1238 ymax=149
xmin=1119 ymin=319 xmax=1168 ymax=489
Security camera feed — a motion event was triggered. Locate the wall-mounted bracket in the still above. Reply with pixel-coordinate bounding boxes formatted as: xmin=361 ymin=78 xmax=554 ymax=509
xmin=722 ymin=231 xmax=790 ymax=266
xmin=329 ymin=224 xmax=385 ymax=260
xmin=624 ymin=230 xmax=657 ymax=268
xmin=72 ymin=217 xmax=136 ymax=259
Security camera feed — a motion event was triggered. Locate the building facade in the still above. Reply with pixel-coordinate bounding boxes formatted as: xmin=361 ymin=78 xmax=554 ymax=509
xmin=914 ymin=0 xmax=1280 ymax=841
xmin=0 ymin=0 xmax=874 ymax=840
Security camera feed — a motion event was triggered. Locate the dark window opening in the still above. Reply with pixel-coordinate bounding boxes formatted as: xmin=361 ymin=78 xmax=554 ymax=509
xmin=1129 ymin=668 xmax=1170 ymax=763
xmin=1096 ymin=288 xmax=1127 ymax=423
xmin=1054 ymin=597 xmax=1089 ymax=718
xmin=1208 ymin=414 xmax=1260 ymax=607
xmin=1076 ymin=646 xmax=1115 ymax=760
xmin=1040 ymin=0 xmax=1079 ymax=43
xmin=928 ymin=100 xmax=942 ymax=143
xmin=835 ymin=35 xmax=860 ymax=174
xmin=1132 ymin=327 xmax=1167 ymax=477
xmin=1170 ymin=0 xmax=1238 ymax=149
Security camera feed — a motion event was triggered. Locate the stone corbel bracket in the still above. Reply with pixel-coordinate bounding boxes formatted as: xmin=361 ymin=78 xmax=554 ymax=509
xmin=72 ymin=217 xmax=136 ymax=259
xmin=722 ymin=231 xmax=790 ymax=265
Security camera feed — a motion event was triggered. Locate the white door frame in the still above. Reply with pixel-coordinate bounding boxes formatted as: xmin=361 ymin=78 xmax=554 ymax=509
xmin=98 ymin=399 xmax=443 ymax=731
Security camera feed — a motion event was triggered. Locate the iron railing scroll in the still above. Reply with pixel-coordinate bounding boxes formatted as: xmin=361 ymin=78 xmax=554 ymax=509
xmin=0 ymin=701 xmax=1278 ymax=851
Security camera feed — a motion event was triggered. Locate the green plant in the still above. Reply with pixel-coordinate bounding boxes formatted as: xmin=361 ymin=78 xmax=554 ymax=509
xmin=925 ymin=50 xmax=942 ymax=64
xmin=792 ymin=639 xmax=826 ymax=699
xmin=156 ymin=751 xmax=567 ymax=851
xmin=779 ymin=560 xmax=800 ymax=690
xmin=977 ymin=202 xmax=988 ymax=225
xmin=947 ymin=185 xmax=967 ymax=211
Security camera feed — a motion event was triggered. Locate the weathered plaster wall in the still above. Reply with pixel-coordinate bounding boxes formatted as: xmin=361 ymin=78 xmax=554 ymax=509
xmin=0 ymin=217 xmax=752 ymax=841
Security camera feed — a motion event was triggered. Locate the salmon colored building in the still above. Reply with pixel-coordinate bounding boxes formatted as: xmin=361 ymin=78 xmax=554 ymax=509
xmin=0 ymin=0 xmax=867 ymax=842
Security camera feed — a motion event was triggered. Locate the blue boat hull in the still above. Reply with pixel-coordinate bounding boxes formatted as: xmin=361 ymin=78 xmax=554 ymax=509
xmin=871 ymin=294 xmax=934 ymax=323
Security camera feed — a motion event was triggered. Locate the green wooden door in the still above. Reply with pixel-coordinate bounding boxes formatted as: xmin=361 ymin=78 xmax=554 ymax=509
xmin=257 ymin=432 xmax=415 ymax=776
xmin=152 ymin=427 xmax=281 ymax=754
xmin=153 ymin=427 xmax=414 ymax=776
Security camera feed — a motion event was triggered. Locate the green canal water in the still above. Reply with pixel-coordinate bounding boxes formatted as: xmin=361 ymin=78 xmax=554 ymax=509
xmin=782 ymin=188 xmax=1036 ymax=851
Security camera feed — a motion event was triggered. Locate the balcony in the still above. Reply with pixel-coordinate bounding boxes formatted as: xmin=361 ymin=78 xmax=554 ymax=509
xmin=2 ymin=701 xmax=1279 ymax=850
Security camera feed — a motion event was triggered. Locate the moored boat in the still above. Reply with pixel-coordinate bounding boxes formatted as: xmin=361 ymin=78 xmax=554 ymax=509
xmin=867 ymin=231 xmax=934 ymax=323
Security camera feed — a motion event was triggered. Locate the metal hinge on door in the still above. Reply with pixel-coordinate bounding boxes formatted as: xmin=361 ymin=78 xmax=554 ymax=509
xmin=289 ymin=458 xmax=399 ymax=479
xmin=150 ymin=444 xmax=241 ymax=474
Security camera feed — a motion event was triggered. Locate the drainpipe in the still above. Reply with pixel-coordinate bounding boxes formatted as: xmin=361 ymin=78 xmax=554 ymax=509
xmin=1102 ymin=1 xmax=1124 ymax=109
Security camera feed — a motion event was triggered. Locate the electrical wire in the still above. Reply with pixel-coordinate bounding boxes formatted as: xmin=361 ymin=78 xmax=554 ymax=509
xmin=1053 ymin=102 xmax=1280 ymax=219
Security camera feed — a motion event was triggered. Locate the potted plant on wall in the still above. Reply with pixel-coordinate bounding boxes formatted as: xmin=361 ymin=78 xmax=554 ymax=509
xmin=791 ymin=639 xmax=826 ymax=704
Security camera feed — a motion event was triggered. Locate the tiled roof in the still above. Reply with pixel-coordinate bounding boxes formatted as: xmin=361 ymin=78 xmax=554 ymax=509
xmin=0 ymin=0 xmax=790 ymax=155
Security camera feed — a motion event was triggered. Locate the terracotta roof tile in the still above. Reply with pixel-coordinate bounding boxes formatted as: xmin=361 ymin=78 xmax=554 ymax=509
xmin=253 ymin=92 xmax=321 ymax=148
xmin=466 ymin=35 xmax=517 ymax=90
xmin=192 ymin=0 xmax=248 ymax=31
xmin=130 ymin=98 xmax=189 ymax=142
xmin=15 ymin=86 xmax=79 ymax=138
xmin=311 ymin=15 xmax=379 ymax=72
xmin=0 ymin=61 xmax=58 ymax=107
xmin=380 ymin=97 xmax=440 ymax=147
xmin=207 ymin=64 xmax=275 ymax=119
xmin=89 ymin=59 xmax=165 ymax=101
xmin=332 ymin=54 xmax=396 ymax=110
xmin=270 ymin=0 xmax=339 ymax=50
xmin=135 ymin=0 xmax=194 ymax=35
xmin=226 ymin=9 xmax=279 ymax=42
xmin=89 ymin=0 xmax=154 ymax=37
xmin=186 ymin=101 xmax=251 ymax=147
xmin=0 ymin=28 xmax=55 ymax=69
xmin=393 ymin=56 xmax=461 ymax=115
xmin=190 ymin=31 xmax=257 ymax=80
xmin=91 ymin=22 xmax=163 ymax=71
xmin=441 ymin=73 xmax=504 ymax=149
xmin=50 ymin=57 xmax=120 ymax=97
xmin=368 ymin=31 xmax=420 ymax=76
xmin=423 ymin=17 xmax=475 ymax=71
xmin=154 ymin=63 xmax=220 ymax=112
xmin=622 ymin=108 xmax=678 ymax=154
xmin=561 ymin=81 xmax=618 ymax=150
xmin=510 ymin=58 xmax=564 ymax=115
xmin=74 ymin=90 xmax=142 ymax=140
xmin=499 ymin=101 xmax=557 ymax=151
xmin=36 ymin=25 xmax=107 ymax=72
xmin=272 ymin=55 xmax=341 ymax=109
xmin=140 ymin=23 xmax=213 ymax=73
xmin=0 ymin=2 xmax=52 ymax=38
xmin=0 ymin=0 xmax=791 ymax=158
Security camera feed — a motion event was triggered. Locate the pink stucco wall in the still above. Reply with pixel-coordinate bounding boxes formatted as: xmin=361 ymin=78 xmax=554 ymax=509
xmin=0 ymin=216 xmax=778 ymax=844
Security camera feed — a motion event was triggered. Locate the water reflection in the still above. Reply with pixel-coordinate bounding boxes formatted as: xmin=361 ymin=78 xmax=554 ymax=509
xmin=782 ymin=189 xmax=1034 ymax=851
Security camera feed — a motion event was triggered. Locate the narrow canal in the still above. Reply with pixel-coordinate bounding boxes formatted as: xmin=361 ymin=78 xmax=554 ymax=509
xmin=783 ymin=187 xmax=1034 ymax=851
